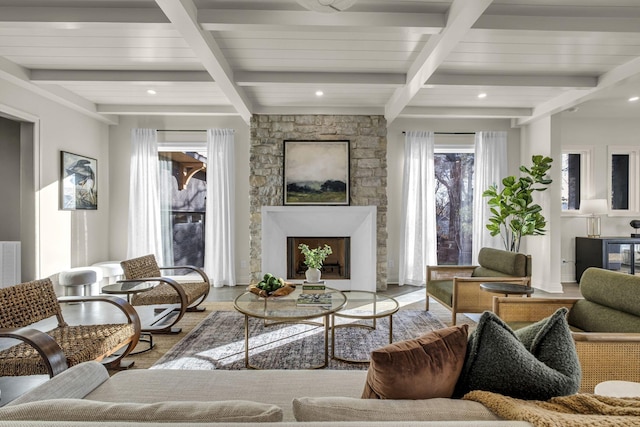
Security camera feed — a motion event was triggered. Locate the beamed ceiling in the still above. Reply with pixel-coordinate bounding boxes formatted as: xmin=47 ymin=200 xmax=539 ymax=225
xmin=2 ymin=0 xmax=640 ymax=126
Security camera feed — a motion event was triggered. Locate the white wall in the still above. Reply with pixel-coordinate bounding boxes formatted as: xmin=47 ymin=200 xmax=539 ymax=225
xmin=386 ymin=118 xmax=521 ymax=284
xmin=0 ymin=117 xmax=21 ymax=241
xmin=108 ymin=116 xmax=251 ymax=284
xmin=0 ymin=80 xmax=110 ymax=280
xmin=559 ymin=115 xmax=640 ymax=282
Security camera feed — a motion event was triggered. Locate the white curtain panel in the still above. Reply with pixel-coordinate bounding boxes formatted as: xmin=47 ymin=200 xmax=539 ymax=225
xmin=204 ymin=129 xmax=236 ymax=287
xmin=128 ymin=128 xmax=164 ymax=263
xmin=472 ymin=131 xmax=508 ymax=263
xmin=399 ymin=131 xmax=437 ymax=286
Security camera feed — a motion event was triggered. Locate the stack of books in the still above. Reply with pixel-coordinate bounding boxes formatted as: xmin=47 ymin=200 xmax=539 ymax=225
xmin=301 ymin=281 xmax=325 ymax=293
xmin=296 ymin=292 xmax=332 ymax=307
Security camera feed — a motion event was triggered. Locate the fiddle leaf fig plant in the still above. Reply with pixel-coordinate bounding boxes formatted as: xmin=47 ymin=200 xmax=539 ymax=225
xmin=483 ymin=155 xmax=553 ymax=253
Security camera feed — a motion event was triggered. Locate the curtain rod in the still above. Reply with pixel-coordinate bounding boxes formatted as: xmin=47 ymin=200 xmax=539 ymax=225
xmin=402 ymin=131 xmax=475 ymax=135
xmin=157 ymin=129 xmax=207 ymax=132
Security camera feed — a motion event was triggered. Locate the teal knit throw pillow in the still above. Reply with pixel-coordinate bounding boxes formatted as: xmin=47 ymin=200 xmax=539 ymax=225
xmin=454 ymin=308 xmax=581 ymax=400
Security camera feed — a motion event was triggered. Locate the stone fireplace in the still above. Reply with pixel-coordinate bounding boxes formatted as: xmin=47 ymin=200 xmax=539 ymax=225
xmin=261 ymin=206 xmax=376 ymax=292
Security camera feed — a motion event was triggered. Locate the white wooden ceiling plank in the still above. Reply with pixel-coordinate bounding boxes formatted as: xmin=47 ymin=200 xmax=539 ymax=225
xmin=445 ymin=52 xmax=634 ymax=65
xmin=385 ymin=0 xmax=494 ymax=123
xmin=222 ymin=49 xmax=414 ymax=61
xmin=198 ymin=10 xmax=444 ymax=33
xmin=0 ymin=24 xmax=180 ymax=37
xmin=227 ymin=58 xmax=411 ymax=72
xmin=217 ymin=38 xmax=424 ymax=52
xmin=215 ymin=30 xmax=425 ymax=42
xmin=155 ymin=0 xmax=252 ymax=123
xmin=253 ymin=106 xmax=384 ymax=115
xmin=399 ymin=106 xmax=532 ymax=118
xmin=454 ymin=42 xmax=640 ymax=56
xmin=464 ymin=29 xmax=640 ymax=45
xmin=0 ymin=36 xmax=190 ymax=49
xmin=438 ymin=62 xmax=614 ymax=74
xmin=0 ymin=47 xmax=197 ymax=58
xmin=6 ymin=56 xmax=204 ymax=67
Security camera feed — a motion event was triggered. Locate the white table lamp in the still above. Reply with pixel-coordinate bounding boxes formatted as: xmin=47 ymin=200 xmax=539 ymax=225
xmin=581 ymin=199 xmax=608 ymax=238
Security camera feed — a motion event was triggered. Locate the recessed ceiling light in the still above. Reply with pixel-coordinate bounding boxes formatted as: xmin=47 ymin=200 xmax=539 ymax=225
xmin=477 ymin=93 xmax=487 ymax=99
xmin=629 ymin=96 xmax=639 ymax=102
xmin=147 ymin=89 xmax=157 ymax=95
xmin=315 ymin=90 xmax=324 ymax=97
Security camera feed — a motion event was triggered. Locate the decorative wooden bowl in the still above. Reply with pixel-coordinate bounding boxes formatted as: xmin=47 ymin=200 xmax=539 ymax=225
xmin=248 ymin=283 xmax=296 ymax=298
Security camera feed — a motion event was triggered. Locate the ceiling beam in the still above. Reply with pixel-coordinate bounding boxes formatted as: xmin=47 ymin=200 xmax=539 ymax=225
xmin=199 ymin=10 xmax=443 ymax=33
xmin=0 ymin=57 xmax=117 ymax=125
xmin=427 ymin=73 xmax=597 ymax=89
xmin=253 ymin=106 xmax=384 ymax=116
xmin=475 ymin=14 xmax=640 ymax=33
xmin=31 ymin=70 xmax=213 ymax=83
xmin=399 ymin=106 xmax=532 ymax=119
xmin=97 ymin=105 xmax=238 ymax=116
xmin=0 ymin=6 xmax=168 ymax=23
xmin=516 ymin=56 xmax=640 ymax=126
xmin=235 ymin=71 xmax=404 ymax=87
xmin=155 ymin=0 xmax=252 ymax=124
xmin=385 ymin=0 xmax=494 ymax=123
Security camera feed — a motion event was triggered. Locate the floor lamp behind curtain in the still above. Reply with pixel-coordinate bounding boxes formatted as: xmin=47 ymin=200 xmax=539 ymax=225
xmin=204 ymin=129 xmax=236 ymax=287
xmin=128 ymin=128 xmax=164 ymax=263
xmin=399 ymin=131 xmax=437 ymax=286
xmin=472 ymin=131 xmax=507 ymax=263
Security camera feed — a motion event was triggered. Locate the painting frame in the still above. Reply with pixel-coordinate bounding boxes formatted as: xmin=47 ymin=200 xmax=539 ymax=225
xmin=60 ymin=150 xmax=98 ymax=210
xmin=283 ymin=140 xmax=350 ymax=206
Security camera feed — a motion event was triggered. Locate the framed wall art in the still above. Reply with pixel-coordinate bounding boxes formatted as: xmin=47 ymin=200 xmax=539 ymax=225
xmin=60 ymin=151 xmax=98 ymax=210
xmin=283 ymin=140 xmax=350 ymax=205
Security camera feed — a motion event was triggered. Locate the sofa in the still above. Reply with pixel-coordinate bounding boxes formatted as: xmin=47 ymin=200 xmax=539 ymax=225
xmin=0 ymin=361 xmax=533 ymax=426
xmin=494 ymin=267 xmax=640 ymax=393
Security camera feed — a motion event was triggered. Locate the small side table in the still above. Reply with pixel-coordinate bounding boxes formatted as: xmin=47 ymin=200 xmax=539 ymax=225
xmin=102 ymin=281 xmax=157 ymax=354
xmin=480 ymin=282 xmax=534 ymax=297
xmin=595 ymin=380 xmax=640 ymax=397
xmin=331 ymin=291 xmax=399 ymax=363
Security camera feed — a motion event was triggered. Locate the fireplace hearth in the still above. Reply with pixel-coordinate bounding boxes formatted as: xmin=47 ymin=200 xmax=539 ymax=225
xmin=287 ymin=237 xmax=350 ymax=280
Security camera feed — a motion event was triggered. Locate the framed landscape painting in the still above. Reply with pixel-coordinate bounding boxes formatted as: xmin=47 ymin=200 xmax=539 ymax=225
xmin=284 ymin=140 xmax=350 ymax=205
xmin=60 ymin=151 xmax=98 ymax=210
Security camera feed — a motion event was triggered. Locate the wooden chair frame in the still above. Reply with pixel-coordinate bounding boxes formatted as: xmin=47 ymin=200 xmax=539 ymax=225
xmin=493 ymin=296 xmax=640 ymax=393
xmin=426 ymin=265 xmax=530 ymax=325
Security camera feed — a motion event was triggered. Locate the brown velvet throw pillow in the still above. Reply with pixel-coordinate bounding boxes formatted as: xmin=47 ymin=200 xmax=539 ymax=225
xmin=362 ymin=324 xmax=469 ymax=399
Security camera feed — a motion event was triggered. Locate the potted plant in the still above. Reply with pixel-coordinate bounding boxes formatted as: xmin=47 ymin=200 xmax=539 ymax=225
xmin=483 ymin=155 xmax=553 ymax=252
xmin=298 ymin=243 xmax=332 ymax=283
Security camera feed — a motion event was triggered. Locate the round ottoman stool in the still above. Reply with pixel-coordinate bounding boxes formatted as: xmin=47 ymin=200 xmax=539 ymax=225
xmin=59 ymin=267 xmax=103 ymax=296
xmin=92 ymin=261 xmax=124 ymax=285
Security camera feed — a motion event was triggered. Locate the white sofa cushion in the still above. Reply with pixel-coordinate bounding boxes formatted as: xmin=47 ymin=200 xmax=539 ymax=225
xmin=292 ymin=396 xmax=501 ymax=422
xmin=0 ymin=399 xmax=283 ymax=423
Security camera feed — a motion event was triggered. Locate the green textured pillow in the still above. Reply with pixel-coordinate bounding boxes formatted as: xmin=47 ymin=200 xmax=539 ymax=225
xmin=454 ymin=308 xmax=581 ymax=400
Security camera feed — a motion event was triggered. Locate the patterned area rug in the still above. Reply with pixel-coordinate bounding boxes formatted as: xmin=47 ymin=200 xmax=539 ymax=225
xmin=151 ymin=310 xmax=447 ymax=370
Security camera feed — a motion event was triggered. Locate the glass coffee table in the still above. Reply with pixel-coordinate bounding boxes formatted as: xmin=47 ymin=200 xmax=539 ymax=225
xmin=331 ymin=291 xmax=399 ymax=363
xmin=234 ymin=286 xmax=346 ymax=369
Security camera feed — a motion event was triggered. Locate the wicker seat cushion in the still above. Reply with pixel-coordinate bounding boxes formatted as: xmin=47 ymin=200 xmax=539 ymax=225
xmin=0 ymin=323 xmax=135 ymax=376
xmin=130 ymin=281 xmax=209 ymax=306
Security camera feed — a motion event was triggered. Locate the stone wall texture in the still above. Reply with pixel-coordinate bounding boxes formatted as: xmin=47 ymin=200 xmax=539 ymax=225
xmin=249 ymin=114 xmax=388 ymax=290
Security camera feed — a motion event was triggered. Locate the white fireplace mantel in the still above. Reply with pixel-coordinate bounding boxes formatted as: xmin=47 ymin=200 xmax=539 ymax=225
xmin=261 ymin=206 xmax=376 ymax=292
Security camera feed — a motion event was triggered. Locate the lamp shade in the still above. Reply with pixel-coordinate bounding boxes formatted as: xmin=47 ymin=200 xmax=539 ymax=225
xmin=581 ymin=199 xmax=608 ymax=215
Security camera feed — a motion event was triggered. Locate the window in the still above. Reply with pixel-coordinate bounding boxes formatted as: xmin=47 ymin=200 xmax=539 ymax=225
xmin=434 ymin=139 xmax=474 ymax=265
xmin=561 ymin=146 xmax=592 ymax=213
xmin=608 ymin=146 xmax=640 ymax=214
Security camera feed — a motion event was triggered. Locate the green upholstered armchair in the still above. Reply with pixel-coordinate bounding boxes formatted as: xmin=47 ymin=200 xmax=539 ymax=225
xmin=494 ymin=267 xmax=640 ymax=393
xmin=425 ymin=248 xmax=531 ymax=325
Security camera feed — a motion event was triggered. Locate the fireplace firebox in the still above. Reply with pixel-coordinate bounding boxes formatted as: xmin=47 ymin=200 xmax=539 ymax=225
xmin=287 ymin=237 xmax=350 ymax=280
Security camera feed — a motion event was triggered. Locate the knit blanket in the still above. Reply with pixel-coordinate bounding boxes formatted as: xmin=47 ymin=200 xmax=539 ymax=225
xmin=464 ymin=391 xmax=640 ymax=427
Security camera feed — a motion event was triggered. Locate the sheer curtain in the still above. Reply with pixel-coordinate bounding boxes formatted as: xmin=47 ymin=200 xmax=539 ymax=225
xmin=399 ymin=131 xmax=437 ymax=286
xmin=472 ymin=131 xmax=508 ymax=263
xmin=204 ymin=129 xmax=236 ymax=287
xmin=128 ymin=128 xmax=164 ymax=263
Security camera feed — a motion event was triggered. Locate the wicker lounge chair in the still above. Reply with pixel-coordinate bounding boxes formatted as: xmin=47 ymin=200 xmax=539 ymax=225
xmin=426 ymin=248 xmax=531 ymax=325
xmin=0 ymin=278 xmax=140 ymax=377
xmin=119 ymin=254 xmax=210 ymax=334
xmin=494 ymin=267 xmax=640 ymax=392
